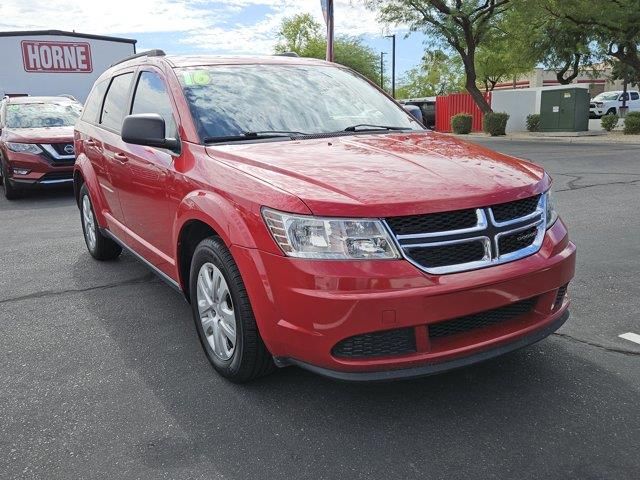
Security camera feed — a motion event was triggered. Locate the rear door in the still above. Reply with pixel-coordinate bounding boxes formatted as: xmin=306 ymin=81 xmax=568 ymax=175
xmin=78 ymin=78 xmax=129 ymax=238
xmin=96 ymin=71 xmax=136 ymax=239
xmin=116 ymin=68 xmax=181 ymax=275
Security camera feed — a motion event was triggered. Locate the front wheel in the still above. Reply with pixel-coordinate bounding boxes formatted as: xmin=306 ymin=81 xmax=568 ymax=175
xmin=606 ymin=108 xmax=617 ymax=116
xmin=79 ymin=184 xmax=122 ymax=260
xmin=190 ymin=237 xmax=274 ymax=382
xmin=1 ymin=162 xmax=21 ymax=200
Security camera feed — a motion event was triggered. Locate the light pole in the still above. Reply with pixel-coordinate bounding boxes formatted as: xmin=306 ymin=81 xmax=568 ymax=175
xmin=380 ymin=52 xmax=387 ymax=91
xmin=385 ymin=34 xmax=396 ymax=98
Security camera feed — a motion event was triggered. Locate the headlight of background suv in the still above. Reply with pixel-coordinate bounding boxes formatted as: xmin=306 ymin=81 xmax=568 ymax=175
xmin=545 ymin=190 xmax=558 ymax=229
xmin=6 ymin=142 xmax=43 ymax=155
xmin=262 ymin=208 xmax=400 ymax=260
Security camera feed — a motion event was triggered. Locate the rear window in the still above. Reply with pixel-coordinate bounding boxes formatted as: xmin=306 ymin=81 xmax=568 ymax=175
xmin=5 ymin=102 xmax=82 ymax=128
xmin=100 ymin=73 xmax=134 ymax=132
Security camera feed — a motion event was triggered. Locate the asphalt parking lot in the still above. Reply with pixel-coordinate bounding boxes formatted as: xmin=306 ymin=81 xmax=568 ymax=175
xmin=1 ymin=138 xmax=639 ymax=479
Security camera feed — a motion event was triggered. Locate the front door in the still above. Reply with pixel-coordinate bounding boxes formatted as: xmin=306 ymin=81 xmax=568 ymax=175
xmin=116 ymin=69 xmax=180 ymax=277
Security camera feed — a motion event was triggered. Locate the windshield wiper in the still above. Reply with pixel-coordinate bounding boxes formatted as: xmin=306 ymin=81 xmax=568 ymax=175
xmin=343 ymin=124 xmax=409 ymax=132
xmin=203 ymin=130 xmax=310 ymax=144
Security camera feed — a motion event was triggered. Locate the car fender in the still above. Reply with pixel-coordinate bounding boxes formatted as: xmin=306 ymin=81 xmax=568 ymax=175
xmin=74 ymin=154 xmax=108 ymax=228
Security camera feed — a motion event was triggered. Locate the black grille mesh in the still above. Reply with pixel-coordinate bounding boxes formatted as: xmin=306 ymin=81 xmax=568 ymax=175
xmin=491 ymin=195 xmax=540 ymax=222
xmin=498 ymin=226 xmax=538 ymax=255
xmin=554 ymin=284 xmax=568 ymax=309
xmin=50 ymin=143 xmax=75 ymax=156
xmin=429 ymin=298 xmax=537 ymax=338
xmin=406 ymin=241 xmax=486 ymax=268
xmin=386 ymin=208 xmax=478 ymax=236
xmin=332 ymin=327 xmax=416 ymax=359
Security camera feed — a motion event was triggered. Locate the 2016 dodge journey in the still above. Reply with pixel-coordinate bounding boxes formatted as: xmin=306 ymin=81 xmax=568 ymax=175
xmin=73 ymin=50 xmax=576 ymax=382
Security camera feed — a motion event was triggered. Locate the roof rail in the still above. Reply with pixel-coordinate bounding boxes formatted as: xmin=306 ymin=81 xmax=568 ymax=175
xmin=274 ymin=52 xmax=299 ymax=57
xmin=58 ymin=94 xmax=77 ymax=101
xmin=111 ymin=49 xmax=166 ymax=67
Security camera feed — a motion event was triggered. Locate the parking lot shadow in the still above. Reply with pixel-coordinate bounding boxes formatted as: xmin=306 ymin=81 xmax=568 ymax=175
xmin=77 ymin=274 xmax=639 ymax=480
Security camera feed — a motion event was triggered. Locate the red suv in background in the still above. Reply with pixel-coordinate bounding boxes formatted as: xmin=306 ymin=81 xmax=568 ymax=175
xmin=73 ymin=51 xmax=576 ymax=383
xmin=0 ymin=95 xmax=81 ymax=199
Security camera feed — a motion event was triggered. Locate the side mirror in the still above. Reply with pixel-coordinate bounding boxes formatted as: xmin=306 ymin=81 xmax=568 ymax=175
xmin=122 ymin=113 xmax=179 ymax=151
xmin=403 ymin=105 xmax=423 ymax=124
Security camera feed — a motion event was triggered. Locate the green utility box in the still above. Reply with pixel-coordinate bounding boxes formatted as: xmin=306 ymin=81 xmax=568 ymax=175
xmin=539 ymin=88 xmax=590 ymax=132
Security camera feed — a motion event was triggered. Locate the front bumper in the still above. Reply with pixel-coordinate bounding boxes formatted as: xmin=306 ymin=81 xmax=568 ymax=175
xmin=3 ymin=150 xmax=74 ymax=188
xmin=589 ymin=108 xmax=605 ymax=117
xmin=232 ymin=220 xmax=576 ymax=379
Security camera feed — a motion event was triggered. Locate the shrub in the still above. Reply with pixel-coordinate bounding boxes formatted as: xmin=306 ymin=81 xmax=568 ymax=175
xmin=483 ymin=112 xmax=510 ymax=136
xmin=623 ymin=111 xmax=640 ymax=134
xmin=451 ymin=113 xmax=472 ymax=134
xmin=601 ymin=113 xmax=619 ymax=132
xmin=526 ymin=114 xmax=540 ymax=132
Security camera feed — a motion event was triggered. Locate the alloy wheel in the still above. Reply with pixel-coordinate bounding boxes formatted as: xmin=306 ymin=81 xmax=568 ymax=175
xmin=82 ymin=195 xmax=97 ymax=251
xmin=196 ymin=262 xmax=237 ymax=360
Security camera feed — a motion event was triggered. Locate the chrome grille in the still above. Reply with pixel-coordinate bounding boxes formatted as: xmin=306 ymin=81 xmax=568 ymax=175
xmin=386 ymin=195 xmax=547 ymax=274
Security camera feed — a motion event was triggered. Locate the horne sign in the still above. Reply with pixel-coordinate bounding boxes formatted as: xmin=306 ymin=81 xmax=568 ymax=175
xmin=21 ymin=40 xmax=93 ymax=73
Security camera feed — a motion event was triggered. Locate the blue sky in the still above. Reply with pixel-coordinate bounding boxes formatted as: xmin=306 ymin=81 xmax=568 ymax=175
xmin=0 ymin=0 xmax=427 ymax=79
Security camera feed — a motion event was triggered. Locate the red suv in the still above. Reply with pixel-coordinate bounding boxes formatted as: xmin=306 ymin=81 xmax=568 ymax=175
xmin=73 ymin=51 xmax=575 ymax=382
xmin=0 ymin=95 xmax=82 ymax=199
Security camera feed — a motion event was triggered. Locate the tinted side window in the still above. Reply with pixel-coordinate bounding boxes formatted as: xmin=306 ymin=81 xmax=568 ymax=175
xmin=131 ymin=71 xmax=177 ymax=136
xmin=631 ymin=92 xmax=639 ymax=101
xmin=101 ymin=73 xmax=134 ymax=132
xmin=82 ymin=80 xmax=108 ymax=124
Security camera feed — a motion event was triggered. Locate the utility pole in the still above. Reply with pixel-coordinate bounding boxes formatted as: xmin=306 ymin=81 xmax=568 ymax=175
xmin=380 ymin=52 xmax=387 ymax=91
xmin=385 ymin=34 xmax=396 ymax=98
xmin=322 ymin=0 xmax=335 ymax=62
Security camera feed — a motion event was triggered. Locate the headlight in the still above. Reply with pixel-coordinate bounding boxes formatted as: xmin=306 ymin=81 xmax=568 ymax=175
xmin=544 ymin=190 xmax=558 ymax=228
xmin=6 ymin=142 xmax=42 ymax=154
xmin=262 ymin=208 xmax=400 ymax=260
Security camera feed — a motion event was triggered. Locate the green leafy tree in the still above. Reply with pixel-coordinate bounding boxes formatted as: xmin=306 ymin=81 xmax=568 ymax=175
xmin=366 ymin=0 xmax=512 ymax=113
xmin=543 ymin=0 xmax=640 ymax=76
xmin=275 ymin=14 xmax=381 ymax=84
xmin=503 ymin=1 xmax=595 ymax=85
xmin=475 ymin=31 xmax=534 ymax=92
xmin=397 ymin=50 xmax=464 ymax=98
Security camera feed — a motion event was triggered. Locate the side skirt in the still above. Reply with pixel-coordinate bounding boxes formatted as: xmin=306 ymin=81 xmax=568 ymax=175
xmin=101 ymin=227 xmax=186 ymax=297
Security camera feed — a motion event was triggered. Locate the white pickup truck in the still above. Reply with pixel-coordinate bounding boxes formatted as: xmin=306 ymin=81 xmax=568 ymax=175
xmin=590 ymin=90 xmax=640 ymax=118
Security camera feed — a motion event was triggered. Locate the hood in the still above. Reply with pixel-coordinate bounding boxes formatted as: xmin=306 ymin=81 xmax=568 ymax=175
xmin=206 ymin=132 xmax=548 ymax=217
xmin=4 ymin=126 xmax=74 ymax=144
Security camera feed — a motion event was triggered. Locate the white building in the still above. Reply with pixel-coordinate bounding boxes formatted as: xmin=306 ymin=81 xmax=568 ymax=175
xmin=0 ymin=30 xmax=136 ymax=102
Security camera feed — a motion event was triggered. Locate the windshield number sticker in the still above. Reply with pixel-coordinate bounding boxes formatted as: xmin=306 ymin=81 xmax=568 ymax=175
xmin=181 ymin=70 xmax=212 ymax=86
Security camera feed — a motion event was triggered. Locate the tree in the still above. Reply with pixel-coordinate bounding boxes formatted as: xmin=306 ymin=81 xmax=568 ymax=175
xmin=275 ymin=14 xmax=381 ymax=84
xmin=397 ymin=50 xmax=464 ymax=98
xmin=502 ymin=1 xmax=595 ymax=85
xmin=367 ymin=0 xmax=511 ymax=113
xmin=474 ymin=31 xmax=534 ymax=92
xmin=543 ymin=0 xmax=640 ymax=76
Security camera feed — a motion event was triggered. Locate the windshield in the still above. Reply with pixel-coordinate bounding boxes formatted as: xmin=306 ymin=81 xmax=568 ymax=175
xmin=593 ymin=92 xmax=620 ymax=101
xmin=176 ymin=64 xmax=422 ymax=141
xmin=6 ymin=102 xmax=82 ymax=128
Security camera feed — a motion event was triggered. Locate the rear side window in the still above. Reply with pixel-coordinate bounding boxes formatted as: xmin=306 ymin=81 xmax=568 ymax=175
xmin=82 ymin=80 xmax=108 ymax=124
xmin=631 ymin=92 xmax=639 ymax=101
xmin=131 ymin=71 xmax=177 ymax=137
xmin=100 ymin=73 xmax=134 ymax=132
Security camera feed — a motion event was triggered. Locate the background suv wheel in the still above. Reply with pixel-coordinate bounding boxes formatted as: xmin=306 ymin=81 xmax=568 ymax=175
xmin=1 ymin=161 xmax=21 ymax=200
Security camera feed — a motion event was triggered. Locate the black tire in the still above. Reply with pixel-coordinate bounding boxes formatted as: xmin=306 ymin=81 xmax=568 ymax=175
xmin=79 ymin=183 xmax=122 ymax=260
xmin=606 ymin=108 xmax=617 ymax=116
xmin=1 ymin=161 xmax=21 ymax=200
xmin=189 ymin=236 xmax=274 ymax=382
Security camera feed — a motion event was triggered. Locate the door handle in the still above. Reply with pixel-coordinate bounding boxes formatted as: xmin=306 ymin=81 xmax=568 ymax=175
xmin=85 ymin=139 xmax=97 ymax=147
xmin=113 ymin=152 xmax=129 ymax=163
